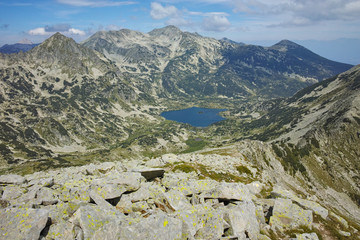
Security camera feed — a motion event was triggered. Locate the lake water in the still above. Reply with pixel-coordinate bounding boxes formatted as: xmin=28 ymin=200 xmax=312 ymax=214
xmin=161 ymin=107 xmax=227 ymax=127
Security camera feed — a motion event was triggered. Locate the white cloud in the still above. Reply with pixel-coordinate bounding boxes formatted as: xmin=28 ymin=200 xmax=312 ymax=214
xmin=57 ymin=0 xmax=136 ymax=7
xmin=68 ymin=28 xmax=86 ymax=35
xmin=228 ymin=0 xmax=360 ymax=26
xmin=28 ymin=28 xmax=48 ymax=36
xmin=150 ymin=2 xmax=180 ymax=19
xmin=202 ymin=15 xmax=231 ymax=32
xmin=28 ymin=24 xmax=86 ymax=36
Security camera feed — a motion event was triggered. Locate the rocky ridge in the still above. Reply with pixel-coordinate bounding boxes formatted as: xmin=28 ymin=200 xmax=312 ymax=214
xmin=83 ymin=25 xmax=353 ymax=98
xmin=1 ymin=144 xmax=359 ymax=240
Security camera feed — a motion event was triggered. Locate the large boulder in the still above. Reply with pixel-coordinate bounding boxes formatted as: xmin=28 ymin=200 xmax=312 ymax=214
xmin=269 ymin=199 xmax=313 ymax=231
xmin=134 ymin=168 xmax=165 ymax=181
xmin=160 ymin=189 xmax=192 ymax=211
xmin=1 ymin=185 xmax=24 ymax=201
xmin=119 ymin=210 xmax=183 ymax=240
xmin=91 ymin=171 xmax=142 ymax=199
xmin=36 ymin=187 xmax=58 ymax=206
xmin=225 ymin=201 xmax=260 ymax=239
xmin=70 ymin=204 xmax=124 ymax=240
xmin=46 ymin=221 xmax=75 ymax=240
xmin=201 ymin=182 xmax=253 ymax=202
xmin=294 ymin=198 xmax=328 ymax=220
xmin=0 ymin=208 xmax=49 ymax=239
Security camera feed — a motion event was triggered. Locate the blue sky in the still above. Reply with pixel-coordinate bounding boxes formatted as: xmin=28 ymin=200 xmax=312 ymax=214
xmin=0 ymin=0 xmax=360 ymax=64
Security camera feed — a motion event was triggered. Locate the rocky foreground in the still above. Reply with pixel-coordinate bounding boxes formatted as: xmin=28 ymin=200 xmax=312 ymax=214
xmin=0 ymin=150 xmax=359 ymax=240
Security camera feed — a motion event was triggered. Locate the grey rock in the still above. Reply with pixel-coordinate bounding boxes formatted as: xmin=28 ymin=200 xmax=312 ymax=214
xmin=0 ymin=174 xmax=26 ymax=185
xmin=246 ymin=181 xmax=264 ymax=195
xmin=174 ymin=204 xmax=224 ymax=239
xmin=0 ymin=208 xmax=49 ymax=240
xmin=70 ymin=204 xmax=123 ymax=239
xmin=294 ymin=198 xmax=328 ymax=220
xmin=338 ymin=230 xmax=351 ymax=237
xmin=160 ymin=188 xmax=192 ymax=211
xmin=271 ymin=186 xmax=328 ymax=220
xmin=89 ymin=190 xmax=115 ymax=210
xmin=270 ymin=186 xmax=298 ymax=199
xmin=116 ymin=194 xmax=134 ymax=213
xmin=329 ymin=211 xmax=348 ymax=228
xmin=201 ymin=182 xmax=253 ymax=201
xmin=135 ymin=168 xmax=165 ymax=181
xmin=45 ymin=221 xmax=75 ymax=240
xmin=119 ymin=210 xmax=183 ymax=240
xmin=91 ymin=221 xmax=123 ymax=240
xmin=90 ymin=182 xmax=126 ymax=200
xmin=174 ymin=179 xmax=219 ymax=196
xmin=43 ymin=202 xmax=81 ymax=224
xmin=269 ymin=198 xmax=313 ymax=231
xmin=296 ymin=232 xmax=319 ymax=240
xmin=56 ymin=185 xmax=91 ymax=203
xmin=225 ymin=201 xmax=260 ymax=239
xmin=36 ymin=187 xmax=58 ymax=206
xmin=194 ymin=208 xmax=225 ymax=240
xmin=122 ymin=182 xmax=165 ymax=204
xmin=161 ymin=172 xmax=197 ymax=189
xmin=27 ymin=177 xmax=54 ymax=188
xmin=1 ymin=185 xmax=24 ymax=200
xmin=91 ymin=171 xmax=142 ymax=200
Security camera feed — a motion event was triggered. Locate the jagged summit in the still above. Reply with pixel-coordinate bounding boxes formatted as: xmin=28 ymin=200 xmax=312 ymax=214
xmin=148 ymin=25 xmax=182 ymax=37
xmin=35 ymin=32 xmax=77 ymax=49
xmin=25 ymin=32 xmax=111 ymax=76
xmin=269 ymin=39 xmax=305 ymax=51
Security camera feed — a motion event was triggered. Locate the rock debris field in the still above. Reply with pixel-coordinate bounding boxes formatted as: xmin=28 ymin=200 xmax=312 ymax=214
xmin=0 ymin=153 xmax=354 ymax=240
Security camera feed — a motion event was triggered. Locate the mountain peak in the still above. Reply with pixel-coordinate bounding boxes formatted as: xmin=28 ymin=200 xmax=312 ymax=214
xmin=271 ymin=40 xmax=303 ymax=49
xmin=49 ymin=32 xmax=70 ymax=41
xmin=148 ymin=25 xmax=182 ymax=37
xmin=35 ymin=32 xmax=77 ymax=51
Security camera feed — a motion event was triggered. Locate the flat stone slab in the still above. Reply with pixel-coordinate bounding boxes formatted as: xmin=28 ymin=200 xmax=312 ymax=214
xmin=135 ymin=168 xmax=165 ymax=181
xmin=0 ymin=174 xmax=26 ymax=185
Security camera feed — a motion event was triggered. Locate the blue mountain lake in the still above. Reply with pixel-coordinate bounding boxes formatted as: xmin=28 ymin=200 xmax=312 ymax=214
xmin=161 ymin=107 xmax=227 ymax=127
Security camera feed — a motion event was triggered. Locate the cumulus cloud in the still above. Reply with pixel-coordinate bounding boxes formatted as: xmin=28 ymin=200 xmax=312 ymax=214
xmin=174 ymin=0 xmax=360 ymax=27
xmin=202 ymin=15 xmax=231 ymax=32
xmin=57 ymin=0 xmax=136 ymax=7
xmin=228 ymin=0 xmax=360 ymax=26
xmin=28 ymin=24 xmax=85 ymax=36
xmin=150 ymin=2 xmax=180 ymax=20
xmin=150 ymin=2 xmax=192 ymax=27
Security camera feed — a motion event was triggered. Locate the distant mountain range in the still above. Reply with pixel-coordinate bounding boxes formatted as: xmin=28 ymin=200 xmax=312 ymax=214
xmin=0 ymin=43 xmax=39 ymax=54
xmin=83 ymin=25 xmax=352 ymax=98
xmin=0 ymin=26 xmax=355 ymax=170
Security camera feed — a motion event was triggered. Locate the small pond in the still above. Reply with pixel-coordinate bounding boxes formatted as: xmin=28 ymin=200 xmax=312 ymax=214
xmin=161 ymin=107 xmax=227 ymax=127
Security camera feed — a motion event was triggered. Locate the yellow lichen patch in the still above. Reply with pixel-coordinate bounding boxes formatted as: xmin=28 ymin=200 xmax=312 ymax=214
xmin=163 ymin=219 xmax=169 ymax=227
